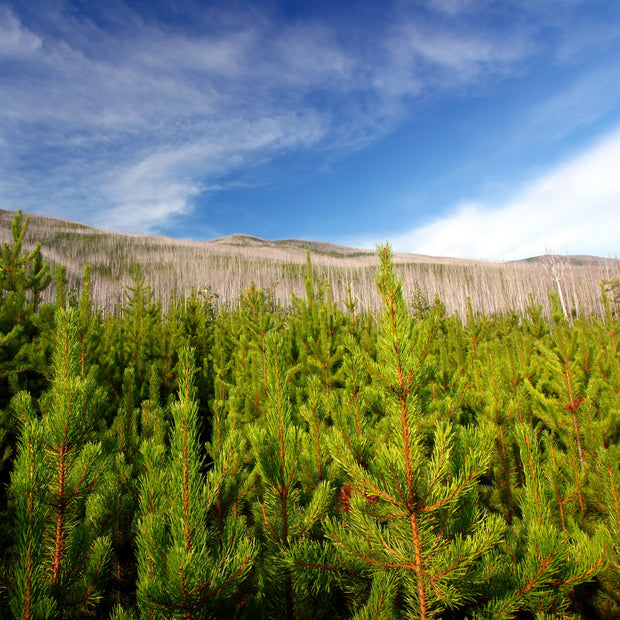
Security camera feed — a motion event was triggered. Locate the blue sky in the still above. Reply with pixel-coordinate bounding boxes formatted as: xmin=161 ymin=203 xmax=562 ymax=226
xmin=1 ymin=0 xmax=620 ymax=259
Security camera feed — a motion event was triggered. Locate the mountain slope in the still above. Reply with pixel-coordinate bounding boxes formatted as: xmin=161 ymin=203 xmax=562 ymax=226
xmin=0 ymin=209 xmax=617 ymax=317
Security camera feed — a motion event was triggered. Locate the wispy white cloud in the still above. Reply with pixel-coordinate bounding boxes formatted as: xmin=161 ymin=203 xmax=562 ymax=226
xmin=100 ymin=112 xmax=325 ymax=230
xmin=0 ymin=4 xmax=344 ymax=230
xmin=370 ymin=9 xmax=530 ymax=104
xmin=0 ymin=6 xmax=41 ymax=56
xmin=426 ymin=0 xmax=478 ymax=16
xmin=523 ymin=66 xmax=620 ymax=144
xmin=386 ymin=125 xmax=620 ymax=259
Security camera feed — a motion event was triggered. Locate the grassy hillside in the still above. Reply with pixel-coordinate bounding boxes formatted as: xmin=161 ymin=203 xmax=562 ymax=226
xmin=1 ymin=208 xmax=617 ymax=317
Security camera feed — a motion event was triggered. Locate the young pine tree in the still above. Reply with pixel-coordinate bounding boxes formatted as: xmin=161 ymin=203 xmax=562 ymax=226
xmin=0 ymin=212 xmax=51 ymax=384
xmin=470 ymin=338 xmax=526 ymax=524
xmin=483 ymin=423 xmax=610 ymax=619
xmin=0 ymin=211 xmax=52 ymax=499
xmin=6 ymin=307 xmax=111 ymax=618
xmin=248 ymin=333 xmax=333 ymax=620
xmin=326 ymin=245 xmax=505 ymax=619
xmin=290 ymin=253 xmax=347 ymax=423
xmin=135 ymin=347 xmax=255 ymax=619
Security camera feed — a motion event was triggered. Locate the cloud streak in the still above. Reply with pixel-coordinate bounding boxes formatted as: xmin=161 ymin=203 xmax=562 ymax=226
xmin=388 ymin=125 xmax=620 ymax=260
xmin=0 ymin=5 xmax=41 ymax=56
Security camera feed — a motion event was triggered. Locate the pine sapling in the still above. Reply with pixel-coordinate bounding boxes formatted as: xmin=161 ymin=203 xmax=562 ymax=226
xmin=7 ymin=307 xmax=111 ymax=617
xmin=248 ymin=333 xmax=332 ymax=619
xmin=136 ymin=347 xmax=255 ymax=619
xmin=326 ymin=245 xmax=505 ymax=619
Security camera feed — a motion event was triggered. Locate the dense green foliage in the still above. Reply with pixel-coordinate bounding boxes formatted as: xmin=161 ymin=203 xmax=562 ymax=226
xmin=0 ymin=212 xmax=618 ymax=618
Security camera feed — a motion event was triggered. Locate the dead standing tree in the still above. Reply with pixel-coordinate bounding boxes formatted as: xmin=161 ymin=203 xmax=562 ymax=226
xmin=543 ymin=249 xmax=569 ymax=319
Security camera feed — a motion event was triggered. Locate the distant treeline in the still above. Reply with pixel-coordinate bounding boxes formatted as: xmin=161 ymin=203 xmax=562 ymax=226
xmin=1 ymin=208 xmax=618 ymax=318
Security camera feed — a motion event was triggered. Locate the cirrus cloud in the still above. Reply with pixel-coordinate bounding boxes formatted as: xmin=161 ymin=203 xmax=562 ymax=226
xmin=0 ymin=1 xmax=537 ymax=232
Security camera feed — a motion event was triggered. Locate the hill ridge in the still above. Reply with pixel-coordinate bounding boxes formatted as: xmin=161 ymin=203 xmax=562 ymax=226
xmin=0 ymin=209 xmax=617 ymax=317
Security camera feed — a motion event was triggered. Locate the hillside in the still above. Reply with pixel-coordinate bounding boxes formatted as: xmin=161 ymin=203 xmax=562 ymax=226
xmin=0 ymin=209 xmax=617 ymax=317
